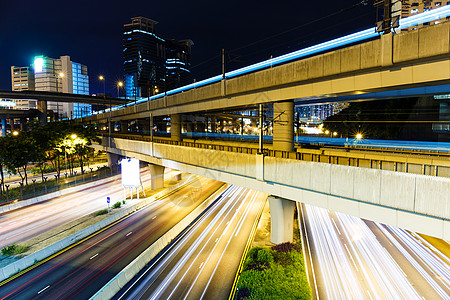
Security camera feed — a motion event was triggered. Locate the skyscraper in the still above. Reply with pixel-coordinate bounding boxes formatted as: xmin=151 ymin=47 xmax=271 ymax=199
xmin=33 ymin=55 xmax=90 ymax=119
xmin=123 ymin=17 xmax=193 ymax=98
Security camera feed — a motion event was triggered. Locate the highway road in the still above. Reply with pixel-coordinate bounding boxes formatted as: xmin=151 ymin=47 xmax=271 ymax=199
xmin=300 ymin=203 xmax=450 ymax=299
xmin=0 ymin=168 xmax=171 ymax=249
xmin=0 ymin=176 xmax=224 ymax=299
xmin=114 ymin=185 xmax=267 ymax=300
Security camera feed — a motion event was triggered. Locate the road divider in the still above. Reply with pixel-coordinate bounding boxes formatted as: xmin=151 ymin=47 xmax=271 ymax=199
xmin=89 ymin=184 xmax=229 ymax=300
xmin=0 ymin=175 xmax=201 ymax=283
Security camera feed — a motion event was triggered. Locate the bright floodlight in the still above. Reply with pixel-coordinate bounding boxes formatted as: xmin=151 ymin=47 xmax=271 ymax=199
xmin=118 ymin=81 xmax=123 ymax=87
xmin=70 ymin=134 xmax=77 ymax=139
xmin=99 ymin=75 xmax=104 ymax=80
xmin=325 ymin=130 xmax=330 ymax=135
xmin=12 ymin=131 xmax=19 ymax=136
xmin=59 ymin=72 xmax=64 ymax=77
xmin=333 ymin=132 xmax=338 ymax=136
xmin=356 ymin=133 xmax=363 ymax=139
xmin=34 ymin=57 xmax=44 ymax=73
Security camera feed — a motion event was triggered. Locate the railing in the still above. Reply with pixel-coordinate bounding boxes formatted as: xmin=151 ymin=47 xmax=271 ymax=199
xmin=0 ymin=166 xmax=118 ymax=207
xmin=104 ymin=133 xmax=450 ymax=178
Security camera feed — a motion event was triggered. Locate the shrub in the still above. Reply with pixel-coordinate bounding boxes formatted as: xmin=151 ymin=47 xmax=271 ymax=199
xmin=95 ymin=209 xmax=108 ymax=216
xmin=256 ymin=247 xmax=274 ymax=263
xmin=112 ymin=201 xmax=121 ymax=209
xmin=272 ymin=242 xmax=300 ymax=253
xmin=235 ymin=243 xmax=311 ymax=300
xmin=1 ymin=244 xmax=28 ymax=256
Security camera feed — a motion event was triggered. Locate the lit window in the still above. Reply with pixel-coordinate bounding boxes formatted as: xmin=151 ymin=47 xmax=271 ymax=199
xmin=411 ymin=8 xmax=419 ymax=13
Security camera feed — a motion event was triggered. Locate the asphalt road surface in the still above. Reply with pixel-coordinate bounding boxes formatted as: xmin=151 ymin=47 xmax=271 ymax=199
xmin=115 ymin=185 xmax=267 ymax=300
xmin=0 ymin=176 xmax=223 ymax=299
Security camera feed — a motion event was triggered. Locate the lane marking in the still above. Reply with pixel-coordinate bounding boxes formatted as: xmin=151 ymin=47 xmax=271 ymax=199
xmin=344 ymin=243 xmax=359 ymax=272
xmin=126 ymin=232 xmax=133 ymax=237
xmin=215 ymin=238 xmax=219 ymax=243
xmin=152 ymin=216 xmax=157 ymax=220
xmin=90 ymin=253 xmax=99 ymax=260
xmin=367 ymin=290 xmax=373 ymax=300
xmin=37 ymin=285 xmax=50 ymax=294
xmin=331 ymin=218 xmax=341 ymax=235
xmin=199 ymin=262 xmax=204 ymax=269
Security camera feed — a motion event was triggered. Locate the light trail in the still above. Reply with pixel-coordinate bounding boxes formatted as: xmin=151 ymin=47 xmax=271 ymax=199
xmin=118 ymin=186 xmax=266 ymax=300
xmin=301 ymin=203 xmax=450 ymax=299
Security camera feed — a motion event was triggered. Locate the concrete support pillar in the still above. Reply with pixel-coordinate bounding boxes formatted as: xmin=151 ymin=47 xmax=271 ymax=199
xmin=20 ymin=118 xmax=27 ymax=131
xmin=148 ymin=163 xmax=164 ymax=190
xmin=1 ymin=119 xmax=5 ymax=136
xmin=171 ymin=113 xmax=182 ymax=142
xmin=273 ymin=101 xmax=294 ymax=152
xmin=268 ymin=196 xmax=296 ymax=244
xmin=107 ymin=152 xmax=122 ymax=173
xmin=210 ymin=116 xmax=216 ymax=133
xmin=9 ymin=119 xmax=15 ymax=132
xmin=37 ymin=100 xmax=47 ymax=124
xmin=120 ymin=120 xmax=128 ymax=133
xmin=137 ymin=119 xmax=149 ymax=134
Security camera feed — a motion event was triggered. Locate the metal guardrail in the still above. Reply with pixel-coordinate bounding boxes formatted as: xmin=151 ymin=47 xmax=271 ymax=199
xmin=103 ymin=133 xmax=450 ymax=178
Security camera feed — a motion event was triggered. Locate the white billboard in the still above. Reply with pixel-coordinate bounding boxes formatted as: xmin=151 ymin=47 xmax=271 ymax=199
xmin=121 ymin=158 xmax=141 ymax=187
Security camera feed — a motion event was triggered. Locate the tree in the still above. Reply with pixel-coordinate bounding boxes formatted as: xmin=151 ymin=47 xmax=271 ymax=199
xmin=2 ymin=132 xmax=35 ymax=185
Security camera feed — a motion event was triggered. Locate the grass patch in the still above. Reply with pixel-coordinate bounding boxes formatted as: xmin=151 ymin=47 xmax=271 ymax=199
xmin=235 ymin=242 xmax=311 ymax=300
xmin=1 ymin=244 xmax=29 ymax=256
xmin=95 ymin=209 xmax=109 ymax=216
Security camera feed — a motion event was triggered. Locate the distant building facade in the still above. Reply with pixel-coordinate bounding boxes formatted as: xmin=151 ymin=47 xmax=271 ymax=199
xmin=9 ymin=66 xmax=37 ymax=109
xmin=33 ymin=55 xmax=90 ymax=119
xmin=123 ymin=17 xmax=193 ymax=98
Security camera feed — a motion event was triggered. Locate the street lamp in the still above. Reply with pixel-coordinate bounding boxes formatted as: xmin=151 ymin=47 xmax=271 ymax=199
xmin=117 ymin=81 xmax=123 ymax=98
xmin=99 ymin=75 xmax=106 ymax=99
xmin=356 ymin=133 xmax=363 ymax=140
xmin=12 ymin=131 xmax=18 ymax=136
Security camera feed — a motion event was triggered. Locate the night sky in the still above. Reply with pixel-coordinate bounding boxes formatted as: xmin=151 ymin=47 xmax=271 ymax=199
xmin=1 ymin=0 xmax=374 ymax=95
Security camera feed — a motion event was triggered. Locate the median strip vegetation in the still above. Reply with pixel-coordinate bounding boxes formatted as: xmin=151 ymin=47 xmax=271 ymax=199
xmin=235 ymin=242 xmax=311 ymax=300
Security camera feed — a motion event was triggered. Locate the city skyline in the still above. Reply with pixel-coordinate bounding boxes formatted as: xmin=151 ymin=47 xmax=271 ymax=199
xmin=1 ymin=0 xmax=374 ymax=94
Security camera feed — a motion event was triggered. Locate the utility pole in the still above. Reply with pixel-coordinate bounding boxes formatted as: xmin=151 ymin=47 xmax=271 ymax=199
xmin=383 ymin=0 xmax=392 ymax=34
xmin=258 ymin=104 xmax=264 ymax=154
xmin=222 ymin=48 xmax=225 ymax=80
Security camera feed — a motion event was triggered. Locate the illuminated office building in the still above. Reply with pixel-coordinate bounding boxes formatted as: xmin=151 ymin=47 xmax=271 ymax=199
xmin=123 ymin=17 xmax=193 ymax=98
xmin=33 ymin=55 xmax=90 ymax=119
xmin=9 ymin=66 xmax=37 ymax=109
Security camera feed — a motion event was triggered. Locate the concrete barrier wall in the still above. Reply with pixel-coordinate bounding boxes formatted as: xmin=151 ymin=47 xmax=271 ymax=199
xmin=0 ymin=177 xmax=193 ymax=282
xmin=89 ymin=185 xmax=226 ymax=300
xmin=0 ymin=175 xmax=119 ymax=215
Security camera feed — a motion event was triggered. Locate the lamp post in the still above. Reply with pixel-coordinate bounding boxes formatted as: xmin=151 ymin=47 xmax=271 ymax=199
xmin=117 ymin=81 xmax=124 ymax=107
xmin=99 ymin=75 xmax=106 ymax=99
